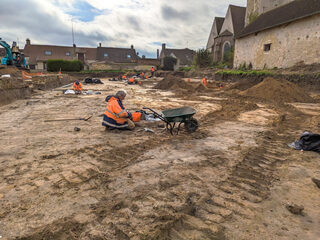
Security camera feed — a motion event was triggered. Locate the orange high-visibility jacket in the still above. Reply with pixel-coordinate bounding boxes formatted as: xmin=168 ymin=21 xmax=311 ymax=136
xmin=129 ymin=78 xmax=134 ymax=83
xmin=202 ymin=78 xmax=207 ymax=87
xmin=73 ymin=82 xmax=83 ymax=91
xmin=151 ymin=67 xmax=155 ymax=72
xmin=104 ymin=96 xmax=130 ymax=124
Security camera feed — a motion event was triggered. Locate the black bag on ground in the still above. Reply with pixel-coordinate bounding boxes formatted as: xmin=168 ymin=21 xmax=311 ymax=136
xmin=84 ymin=77 xmax=93 ymax=84
xmin=93 ymin=78 xmax=103 ymax=84
xmin=290 ymin=132 xmax=320 ymax=153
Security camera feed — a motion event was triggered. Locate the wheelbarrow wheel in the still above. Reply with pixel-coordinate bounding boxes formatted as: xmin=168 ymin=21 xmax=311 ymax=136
xmin=184 ymin=118 xmax=198 ymax=132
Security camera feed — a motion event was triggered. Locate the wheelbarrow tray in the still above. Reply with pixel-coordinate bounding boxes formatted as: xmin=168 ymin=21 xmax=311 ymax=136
xmin=162 ymin=107 xmax=196 ymax=122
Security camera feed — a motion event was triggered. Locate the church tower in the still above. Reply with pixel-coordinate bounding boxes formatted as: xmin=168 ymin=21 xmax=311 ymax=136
xmin=245 ymin=0 xmax=295 ymax=26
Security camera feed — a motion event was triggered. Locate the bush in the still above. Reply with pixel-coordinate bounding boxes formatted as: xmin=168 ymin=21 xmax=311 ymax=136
xmin=47 ymin=59 xmax=84 ymax=72
xmin=179 ymin=67 xmax=192 ymax=71
xmin=163 ymin=56 xmax=177 ymax=71
xmin=194 ymin=49 xmax=212 ymax=68
xmin=216 ymin=70 xmax=273 ymax=77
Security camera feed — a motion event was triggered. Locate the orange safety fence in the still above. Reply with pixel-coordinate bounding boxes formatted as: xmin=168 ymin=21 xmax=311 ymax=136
xmin=22 ymin=71 xmax=48 ymax=80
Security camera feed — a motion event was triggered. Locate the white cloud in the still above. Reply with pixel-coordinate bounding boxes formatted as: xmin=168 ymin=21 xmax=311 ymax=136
xmin=0 ymin=0 xmax=246 ymax=57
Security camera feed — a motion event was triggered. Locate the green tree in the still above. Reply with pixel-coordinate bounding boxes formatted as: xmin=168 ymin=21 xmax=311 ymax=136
xmin=163 ymin=56 xmax=177 ymax=71
xmin=194 ymin=49 xmax=212 ymax=68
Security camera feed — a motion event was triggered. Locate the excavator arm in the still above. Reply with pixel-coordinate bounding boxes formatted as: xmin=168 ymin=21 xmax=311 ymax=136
xmin=0 ymin=38 xmax=13 ymax=65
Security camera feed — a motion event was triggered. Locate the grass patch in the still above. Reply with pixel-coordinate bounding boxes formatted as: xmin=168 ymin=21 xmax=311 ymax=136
xmin=179 ymin=67 xmax=193 ymax=71
xmin=216 ymin=70 xmax=273 ymax=76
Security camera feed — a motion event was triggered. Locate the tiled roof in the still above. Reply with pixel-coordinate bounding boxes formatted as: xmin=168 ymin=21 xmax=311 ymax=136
xmin=237 ymin=0 xmax=320 ymax=38
xmin=229 ymin=5 xmax=246 ymax=36
xmin=96 ymin=47 xmax=138 ymax=63
xmin=162 ymin=48 xmax=195 ymax=65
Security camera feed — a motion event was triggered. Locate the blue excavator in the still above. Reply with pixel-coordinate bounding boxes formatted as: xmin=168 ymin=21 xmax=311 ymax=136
xmin=0 ymin=38 xmax=26 ymax=68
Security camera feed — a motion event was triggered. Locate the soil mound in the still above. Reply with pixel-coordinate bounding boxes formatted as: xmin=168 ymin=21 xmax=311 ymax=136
xmin=154 ymin=75 xmax=194 ymax=91
xmin=195 ymin=83 xmax=207 ymax=92
xmin=241 ymin=77 xmax=313 ymax=103
xmin=228 ymin=78 xmax=262 ymax=91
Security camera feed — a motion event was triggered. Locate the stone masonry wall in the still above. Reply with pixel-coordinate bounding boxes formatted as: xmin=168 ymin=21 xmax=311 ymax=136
xmin=234 ymin=14 xmax=320 ymax=69
xmin=245 ymin=0 xmax=295 ymax=26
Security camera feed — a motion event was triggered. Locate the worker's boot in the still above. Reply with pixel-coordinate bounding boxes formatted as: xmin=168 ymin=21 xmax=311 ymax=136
xmin=127 ymin=119 xmax=135 ymax=130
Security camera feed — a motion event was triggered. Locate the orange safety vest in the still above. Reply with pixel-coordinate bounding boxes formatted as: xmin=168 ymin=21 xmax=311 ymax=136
xmin=202 ymin=78 xmax=207 ymax=87
xmin=73 ymin=82 xmax=82 ymax=91
xmin=129 ymin=78 xmax=134 ymax=83
xmin=122 ymin=75 xmax=127 ymax=79
xmin=104 ymin=96 xmax=129 ymax=124
xmin=151 ymin=67 xmax=155 ymax=72
xmin=140 ymin=72 xmax=145 ymax=77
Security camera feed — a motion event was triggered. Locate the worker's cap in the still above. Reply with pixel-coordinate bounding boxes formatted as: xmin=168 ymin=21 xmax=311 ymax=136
xmin=75 ymin=80 xmax=80 ymax=85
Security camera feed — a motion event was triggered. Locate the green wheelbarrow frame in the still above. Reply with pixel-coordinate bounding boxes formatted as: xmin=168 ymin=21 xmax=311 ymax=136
xmin=143 ymin=107 xmax=199 ymax=135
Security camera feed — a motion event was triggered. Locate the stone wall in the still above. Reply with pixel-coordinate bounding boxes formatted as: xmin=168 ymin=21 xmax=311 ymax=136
xmin=234 ymin=14 xmax=320 ymax=69
xmin=245 ymin=0 xmax=295 ymax=26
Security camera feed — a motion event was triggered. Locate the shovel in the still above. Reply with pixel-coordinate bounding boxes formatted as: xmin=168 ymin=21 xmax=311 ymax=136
xmin=44 ymin=116 xmax=92 ymax=122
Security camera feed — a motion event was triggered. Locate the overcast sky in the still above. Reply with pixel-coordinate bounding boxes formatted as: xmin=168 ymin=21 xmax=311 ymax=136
xmin=0 ymin=0 xmax=246 ymax=58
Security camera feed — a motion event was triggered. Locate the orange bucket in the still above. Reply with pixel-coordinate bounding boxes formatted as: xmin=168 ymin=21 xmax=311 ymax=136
xmin=132 ymin=112 xmax=142 ymax=122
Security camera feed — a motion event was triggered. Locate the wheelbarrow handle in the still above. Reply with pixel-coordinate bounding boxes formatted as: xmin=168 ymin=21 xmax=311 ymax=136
xmin=142 ymin=107 xmax=168 ymax=123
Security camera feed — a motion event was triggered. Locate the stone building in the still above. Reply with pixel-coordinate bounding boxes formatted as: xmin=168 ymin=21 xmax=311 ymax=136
xmin=206 ymin=5 xmax=246 ymax=63
xmin=234 ymin=0 xmax=320 ymax=69
xmin=160 ymin=43 xmax=195 ymax=71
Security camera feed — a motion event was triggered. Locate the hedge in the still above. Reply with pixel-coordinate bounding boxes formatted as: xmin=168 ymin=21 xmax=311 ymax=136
xmin=47 ymin=59 xmax=84 ymax=72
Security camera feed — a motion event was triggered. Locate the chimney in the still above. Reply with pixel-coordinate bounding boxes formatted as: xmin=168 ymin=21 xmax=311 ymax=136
xmin=162 ymin=43 xmax=166 ymax=51
xmin=73 ymin=43 xmax=76 ymax=48
xmin=131 ymin=45 xmax=134 ymax=49
xmin=26 ymin=38 xmax=31 ymax=45
xmin=157 ymin=49 xmax=159 ymax=59
xmin=99 ymin=43 xmax=102 ymax=47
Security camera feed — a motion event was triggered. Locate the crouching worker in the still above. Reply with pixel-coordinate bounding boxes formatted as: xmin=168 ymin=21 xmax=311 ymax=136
xmin=73 ymin=80 xmax=83 ymax=94
xmin=102 ymin=90 xmax=135 ymax=130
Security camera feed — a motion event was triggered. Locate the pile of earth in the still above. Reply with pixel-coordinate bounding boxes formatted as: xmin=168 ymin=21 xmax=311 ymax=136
xmin=154 ymin=75 xmax=208 ymax=93
xmin=0 ymin=66 xmax=22 ymax=77
xmin=227 ymin=78 xmax=263 ymax=91
xmin=240 ymin=77 xmax=314 ymax=103
xmin=154 ymin=75 xmax=194 ymax=92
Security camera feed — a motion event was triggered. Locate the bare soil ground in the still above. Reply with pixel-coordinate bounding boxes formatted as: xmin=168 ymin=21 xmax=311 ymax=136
xmin=0 ymin=76 xmax=320 ymax=240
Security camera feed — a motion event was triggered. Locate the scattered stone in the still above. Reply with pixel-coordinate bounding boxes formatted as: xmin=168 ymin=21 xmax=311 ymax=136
xmin=74 ymin=127 xmax=81 ymax=132
xmin=286 ymin=204 xmax=304 ymax=215
xmin=312 ymin=178 xmax=320 ymax=188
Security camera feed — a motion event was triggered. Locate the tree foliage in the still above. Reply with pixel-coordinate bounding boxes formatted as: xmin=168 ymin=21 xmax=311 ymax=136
xmin=162 ymin=56 xmax=177 ymax=71
xmin=194 ymin=49 xmax=212 ymax=68
xmin=47 ymin=59 xmax=84 ymax=72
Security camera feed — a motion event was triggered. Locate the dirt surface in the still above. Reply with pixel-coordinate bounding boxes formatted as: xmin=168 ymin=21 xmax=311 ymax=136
xmin=240 ymin=77 xmax=314 ymax=103
xmin=0 ymin=76 xmax=320 ymax=240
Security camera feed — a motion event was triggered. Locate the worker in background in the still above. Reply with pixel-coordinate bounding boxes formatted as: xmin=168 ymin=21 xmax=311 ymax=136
xmin=151 ymin=66 xmax=155 ymax=77
xmin=73 ymin=80 xmax=83 ymax=94
xmin=102 ymin=90 xmax=135 ymax=130
xmin=201 ymin=77 xmax=208 ymax=87
xmin=140 ymin=72 xmax=145 ymax=79
xmin=128 ymin=77 xmax=135 ymax=85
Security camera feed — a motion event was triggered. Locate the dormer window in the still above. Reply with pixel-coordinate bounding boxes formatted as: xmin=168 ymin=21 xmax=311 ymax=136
xmin=66 ymin=52 xmax=70 ymax=56
xmin=45 ymin=50 xmax=52 ymax=56
xmin=127 ymin=54 xmax=131 ymax=59
xmin=104 ymin=53 xmax=109 ymax=58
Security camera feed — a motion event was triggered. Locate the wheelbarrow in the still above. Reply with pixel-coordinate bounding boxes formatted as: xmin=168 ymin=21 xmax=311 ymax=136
xmin=143 ymin=107 xmax=198 ymax=135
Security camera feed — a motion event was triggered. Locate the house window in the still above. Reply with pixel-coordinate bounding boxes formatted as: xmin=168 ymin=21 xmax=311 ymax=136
xmin=104 ymin=53 xmax=108 ymax=58
xmin=127 ymin=54 xmax=131 ymax=59
xmin=66 ymin=52 xmax=70 ymax=56
xmin=264 ymin=43 xmax=271 ymax=52
xmin=45 ymin=50 xmax=52 ymax=56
